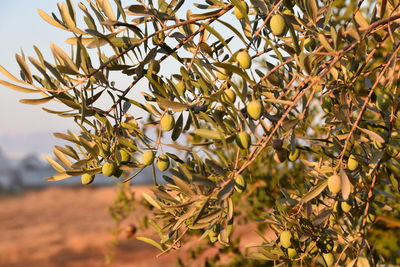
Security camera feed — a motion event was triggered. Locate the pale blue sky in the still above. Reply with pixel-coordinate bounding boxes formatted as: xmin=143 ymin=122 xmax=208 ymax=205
xmin=0 ymin=0 xmax=78 ymax=137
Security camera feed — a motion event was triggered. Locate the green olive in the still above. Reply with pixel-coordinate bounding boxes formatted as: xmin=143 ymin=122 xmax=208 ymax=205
xmin=102 ymin=162 xmax=117 ymax=177
xmin=236 ymin=50 xmax=252 ymax=69
xmin=233 ymin=1 xmax=249 ymax=20
xmin=236 ymin=131 xmax=251 ymax=149
xmin=156 ymin=155 xmax=170 ymax=171
xmin=328 ymin=174 xmax=341 ymax=194
xmin=246 ymin=100 xmax=263 ymax=120
xmin=81 ymin=173 xmax=95 ymax=185
xmin=347 ymin=154 xmax=359 ymax=171
xmin=270 ymin=14 xmax=287 ymax=36
xmin=161 ymin=114 xmax=175 ymax=131
xmin=280 ymin=230 xmax=292 ymax=248
xmin=142 ymin=151 xmax=155 ymax=166
xmin=221 ymin=88 xmax=236 ymax=104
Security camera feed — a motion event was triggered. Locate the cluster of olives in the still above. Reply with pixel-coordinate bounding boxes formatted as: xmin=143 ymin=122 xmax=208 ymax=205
xmin=280 ymin=230 xmax=336 ymax=266
xmin=142 ymin=151 xmax=171 ymax=171
xmin=81 ymin=148 xmax=132 ymax=185
xmin=233 ymin=0 xmax=289 ymax=39
xmin=330 ymin=198 xmax=376 ymax=226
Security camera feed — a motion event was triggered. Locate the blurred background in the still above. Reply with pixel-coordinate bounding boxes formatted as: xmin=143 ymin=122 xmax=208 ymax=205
xmin=0 ymin=1 xmax=171 ymax=266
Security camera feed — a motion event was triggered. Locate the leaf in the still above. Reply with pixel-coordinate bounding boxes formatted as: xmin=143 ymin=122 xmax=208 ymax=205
xmin=300 ymin=180 xmax=328 ymax=203
xmin=44 ymin=172 xmax=72 ymax=181
xmin=142 ymin=192 xmax=162 ymax=210
xmin=193 ymin=129 xmax=223 ymax=140
xmin=15 ymin=54 xmax=32 ymax=83
xmin=340 ymin=168 xmax=352 ymax=200
xmin=354 ymin=11 xmax=369 ymax=28
xmin=157 ymin=98 xmax=189 ymax=111
xmin=0 ymin=80 xmax=38 ymax=93
xmin=19 ymin=96 xmax=54 ymax=105
xmin=312 ymin=209 xmax=331 ymax=226
xmin=45 ymin=156 xmax=66 ymax=172
xmin=136 ymin=237 xmax=165 ymax=251
xmin=306 ymin=0 xmax=318 ymax=22
xmin=201 ymin=23 xmax=231 ymax=54
xmin=50 ymin=43 xmax=80 ymax=73
xmin=54 ymin=147 xmax=73 ymax=168
xmin=217 ymin=180 xmax=235 ymax=200
xmin=37 ymin=9 xmax=66 ymax=30
xmin=357 ymin=127 xmax=385 ymax=143
xmin=99 ymin=0 xmax=116 ymax=21
xmin=172 ymin=113 xmax=183 ymax=141
xmin=0 ymin=65 xmax=22 ymax=83
xmin=318 ymin=34 xmax=334 ymax=52
xmin=214 ymin=62 xmax=254 ymax=86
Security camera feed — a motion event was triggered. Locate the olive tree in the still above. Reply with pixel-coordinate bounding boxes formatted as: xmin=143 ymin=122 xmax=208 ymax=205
xmin=1 ymin=0 xmax=400 ymax=265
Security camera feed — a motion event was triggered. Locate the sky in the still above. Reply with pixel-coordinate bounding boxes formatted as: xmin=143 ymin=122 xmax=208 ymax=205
xmin=0 ymin=0 xmax=79 ymax=157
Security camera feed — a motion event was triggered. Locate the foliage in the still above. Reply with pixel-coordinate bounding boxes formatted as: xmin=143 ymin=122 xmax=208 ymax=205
xmin=2 ymin=0 xmax=400 ymax=265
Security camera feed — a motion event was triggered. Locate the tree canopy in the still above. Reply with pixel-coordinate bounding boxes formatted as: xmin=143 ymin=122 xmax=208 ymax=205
xmin=1 ymin=0 xmax=400 ymax=265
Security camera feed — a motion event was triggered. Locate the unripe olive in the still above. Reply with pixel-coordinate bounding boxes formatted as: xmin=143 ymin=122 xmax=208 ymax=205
xmin=246 ymin=100 xmax=263 ymax=120
xmin=270 ymin=14 xmax=287 ymax=36
xmin=328 ymin=174 xmax=341 ymax=194
xmin=102 ymin=162 xmax=117 ymax=177
xmin=120 ymin=150 xmax=131 ymax=163
xmin=323 ymin=253 xmax=334 ymax=266
xmin=347 ymin=154 xmax=359 ymax=171
xmin=234 ymin=174 xmax=246 ymax=193
xmin=233 ymin=1 xmax=249 ymax=20
xmin=280 ymin=230 xmax=292 ymax=248
xmin=236 ymin=131 xmax=251 ymax=149
xmin=236 ymin=50 xmax=252 ymax=69
xmin=341 ymin=200 xmax=352 ymax=213
xmin=142 ymin=151 xmax=155 ymax=166
xmin=160 ymin=114 xmax=175 ymax=131
xmin=156 ymin=155 xmax=170 ymax=171
xmin=376 ymin=92 xmax=392 ymax=112
xmin=288 ymin=148 xmax=300 ymax=161
xmin=221 ymin=89 xmax=236 ymax=104
xmin=81 ymin=173 xmax=95 ymax=185
xmin=304 ymin=37 xmax=316 ymax=52
xmin=287 ymin=248 xmax=297 ymax=259
xmin=216 ymin=67 xmax=231 ymax=80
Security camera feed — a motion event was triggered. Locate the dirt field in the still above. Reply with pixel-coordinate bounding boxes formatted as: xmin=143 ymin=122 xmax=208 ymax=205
xmin=0 ymin=186 xmax=180 ymax=267
xmin=0 ymin=186 xmax=263 ymax=267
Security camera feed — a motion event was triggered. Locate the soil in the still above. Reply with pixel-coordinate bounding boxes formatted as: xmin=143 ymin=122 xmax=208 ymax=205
xmin=0 ymin=186 xmax=263 ymax=267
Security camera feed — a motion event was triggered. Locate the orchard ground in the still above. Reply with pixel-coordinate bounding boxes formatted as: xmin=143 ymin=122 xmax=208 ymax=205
xmin=0 ymin=186 xmax=264 ymax=267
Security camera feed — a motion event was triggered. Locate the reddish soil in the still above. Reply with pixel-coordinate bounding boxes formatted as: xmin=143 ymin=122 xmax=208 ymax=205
xmin=0 ymin=186 xmax=265 ymax=267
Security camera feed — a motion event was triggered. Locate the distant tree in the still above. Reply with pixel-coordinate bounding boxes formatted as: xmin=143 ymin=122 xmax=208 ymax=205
xmin=1 ymin=0 xmax=400 ymax=265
